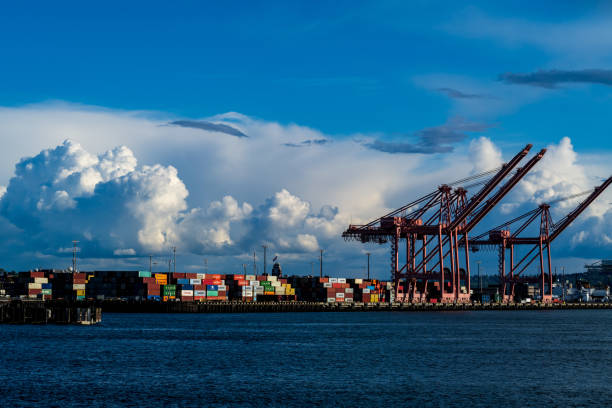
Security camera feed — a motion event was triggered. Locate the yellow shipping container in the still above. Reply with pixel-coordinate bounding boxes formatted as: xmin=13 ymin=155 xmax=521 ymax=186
xmin=76 ymin=289 xmax=85 ymax=296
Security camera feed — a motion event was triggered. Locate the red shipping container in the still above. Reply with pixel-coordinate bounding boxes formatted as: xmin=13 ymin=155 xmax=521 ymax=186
xmin=73 ymin=273 xmax=86 ymax=279
xmin=319 ymin=277 xmax=329 ymax=283
xmin=194 ymin=296 xmax=204 ymax=301
xmin=205 ymin=274 xmax=222 ymax=280
xmin=202 ymin=279 xmax=223 ymax=285
xmin=30 ymin=271 xmax=45 ymax=278
xmin=238 ymin=280 xmax=248 ymax=286
xmin=362 ymin=294 xmax=371 ymax=303
xmin=180 ymin=296 xmax=194 ymax=301
xmin=193 ymin=284 xmax=205 ymax=290
xmin=172 ymin=273 xmax=186 ymax=279
xmin=185 ymin=273 xmax=198 ymax=279
xmin=332 ymin=283 xmax=342 ymax=288
xmin=256 ymin=276 xmax=266 ymax=281
xmin=234 ymin=274 xmax=245 ymax=280
xmin=28 ymin=288 xmax=42 ymax=295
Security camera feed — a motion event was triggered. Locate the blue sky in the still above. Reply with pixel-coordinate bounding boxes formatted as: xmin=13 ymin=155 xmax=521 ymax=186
xmin=2 ymin=1 xmax=612 ymax=146
xmin=0 ymin=1 xmax=611 ymax=275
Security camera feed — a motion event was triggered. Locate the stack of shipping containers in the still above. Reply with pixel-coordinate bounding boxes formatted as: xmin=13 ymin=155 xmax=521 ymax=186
xmin=4 ymin=269 xmax=395 ymax=303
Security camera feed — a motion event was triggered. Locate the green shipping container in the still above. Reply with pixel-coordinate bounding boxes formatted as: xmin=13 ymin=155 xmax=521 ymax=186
xmin=42 ymin=289 xmax=52 ymax=295
xmin=138 ymin=271 xmax=152 ymax=278
xmin=207 ymin=291 xmax=218 ymax=296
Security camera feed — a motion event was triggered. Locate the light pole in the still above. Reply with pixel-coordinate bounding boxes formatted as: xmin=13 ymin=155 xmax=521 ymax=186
xmin=366 ymin=252 xmax=371 ymax=280
xmin=262 ymin=245 xmax=267 ymax=275
xmin=319 ymin=249 xmax=323 ymax=278
xmin=562 ymin=266 xmax=566 ymax=303
xmin=72 ymin=240 xmax=79 ymax=272
xmin=172 ymin=247 xmax=176 ymax=274
xmin=476 ymin=260 xmax=482 ymax=300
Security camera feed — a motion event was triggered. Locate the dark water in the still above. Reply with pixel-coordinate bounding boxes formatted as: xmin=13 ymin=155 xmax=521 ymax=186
xmin=2 ymin=311 xmax=612 ymax=407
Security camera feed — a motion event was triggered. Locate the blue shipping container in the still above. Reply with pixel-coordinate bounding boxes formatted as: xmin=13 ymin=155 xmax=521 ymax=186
xmin=177 ymin=279 xmax=189 ymax=285
xmin=42 ymin=283 xmax=52 ymax=289
xmin=147 ymin=295 xmax=161 ymax=301
xmin=207 ymin=285 xmax=218 ymax=291
xmin=178 ymin=284 xmax=194 ymax=290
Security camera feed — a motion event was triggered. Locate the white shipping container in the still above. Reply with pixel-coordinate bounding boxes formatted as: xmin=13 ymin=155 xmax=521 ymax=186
xmin=73 ymin=284 xmax=85 ymax=290
xmin=28 ymin=283 xmax=42 ymax=289
xmin=271 ymin=281 xmax=281 ymax=287
xmin=268 ymin=276 xmax=277 ymax=281
xmin=323 ymin=282 xmax=332 ymax=288
xmin=336 ymin=292 xmax=345 ymax=298
xmin=363 ymin=288 xmax=371 ymax=293
xmin=338 ymin=278 xmax=346 ymax=284
xmin=189 ymin=279 xmax=201 ymax=285
xmin=345 ymin=298 xmax=353 ymax=303
xmin=217 ymin=285 xmax=227 ymax=291
xmin=194 ymin=290 xmax=206 ymax=296
xmin=327 ymin=297 xmax=336 ymax=302
xmin=245 ymin=275 xmax=256 ymax=281
xmin=34 ymin=277 xmax=48 ymax=284
xmin=345 ymin=288 xmax=353 ymax=294
xmin=196 ymin=273 xmax=205 ymax=279
xmin=250 ymin=280 xmax=260 ymax=286
xmin=255 ymin=287 xmax=264 ymax=293
xmin=355 ymin=279 xmax=363 ymax=284
xmin=330 ymin=278 xmax=338 ymax=283
xmin=181 ymin=290 xmax=194 ymax=296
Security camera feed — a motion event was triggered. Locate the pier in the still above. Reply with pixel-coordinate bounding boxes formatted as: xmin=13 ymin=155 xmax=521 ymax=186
xmin=99 ymin=300 xmax=612 ymax=313
xmin=0 ymin=300 xmax=102 ymax=324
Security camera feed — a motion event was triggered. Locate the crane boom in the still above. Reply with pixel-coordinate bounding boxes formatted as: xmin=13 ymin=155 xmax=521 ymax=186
xmin=549 ymin=175 xmax=612 ymax=242
xmin=448 ymin=143 xmax=532 ymax=230
xmin=463 ymin=148 xmax=546 ymax=233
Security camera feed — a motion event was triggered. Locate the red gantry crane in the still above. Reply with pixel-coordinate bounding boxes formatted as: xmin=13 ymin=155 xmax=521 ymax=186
xmin=343 ymin=143 xmax=546 ymax=303
xmin=469 ymin=175 xmax=612 ymax=303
